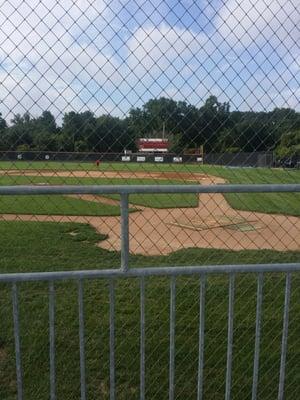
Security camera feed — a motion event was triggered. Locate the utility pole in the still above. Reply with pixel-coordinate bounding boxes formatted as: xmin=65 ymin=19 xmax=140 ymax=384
xmin=162 ymin=121 xmax=165 ymax=139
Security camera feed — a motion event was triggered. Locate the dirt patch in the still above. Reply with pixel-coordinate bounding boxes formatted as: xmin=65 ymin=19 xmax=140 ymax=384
xmin=67 ymin=194 xmax=121 ymax=207
xmin=68 ymin=231 xmax=79 ymax=236
xmin=0 ymin=169 xmax=223 ymax=184
xmin=0 ymin=169 xmax=299 ymax=255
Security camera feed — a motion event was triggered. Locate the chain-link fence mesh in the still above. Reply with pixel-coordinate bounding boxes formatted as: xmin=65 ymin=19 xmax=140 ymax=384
xmin=0 ymin=0 xmax=299 ymax=399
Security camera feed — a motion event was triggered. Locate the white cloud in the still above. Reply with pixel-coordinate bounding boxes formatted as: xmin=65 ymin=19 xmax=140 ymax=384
xmin=124 ymin=24 xmax=214 ymax=102
xmin=0 ymin=0 xmax=107 ymax=63
xmin=0 ymin=0 xmax=299 ymax=121
xmin=127 ymin=24 xmax=207 ymax=73
xmin=0 ymin=0 xmax=125 ymax=120
xmin=216 ymin=0 xmax=300 ymax=49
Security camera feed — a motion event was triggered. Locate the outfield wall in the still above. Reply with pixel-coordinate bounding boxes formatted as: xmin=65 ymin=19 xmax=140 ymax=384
xmin=204 ymin=151 xmax=274 ymax=167
xmin=0 ymin=151 xmax=274 ymax=167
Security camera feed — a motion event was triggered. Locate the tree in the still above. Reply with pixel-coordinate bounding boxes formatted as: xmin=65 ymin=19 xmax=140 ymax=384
xmin=198 ymin=95 xmax=230 ymax=151
xmin=36 ymin=111 xmax=57 ymax=133
xmin=62 ymin=111 xmax=96 ymax=151
xmin=276 ymin=130 xmax=300 ymax=159
xmin=128 ymin=98 xmax=201 ymax=151
xmin=215 ymin=128 xmax=241 ymax=153
xmin=32 ymin=111 xmax=58 ymax=151
xmin=7 ymin=112 xmax=34 ymax=150
xmin=0 ymin=113 xmax=8 ymax=150
xmin=127 ymin=107 xmax=147 ymax=139
xmin=91 ymin=116 xmax=132 ymax=153
xmin=129 ymin=98 xmax=185 ymax=139
xmin=0 ymin=98 xmax=300 ymax=154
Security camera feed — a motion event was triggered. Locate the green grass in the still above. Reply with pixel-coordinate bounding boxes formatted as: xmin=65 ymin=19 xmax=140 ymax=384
xmin=0 ymin=195 xmax=125 ymax=216
xmin=205 ymin=165 xmax=300 ymax=216
xmin=1 ymin=160 xmax=300 ymax=215
xmin=0 ymin=174 xmax=198 ymax=211
xmin=2 ymin=220 xmax=300 ymax=273
xmin=0 ymin=221 xmax=299 ymax=399
xmin=0 ymin=160 xmax=300 ymax=180
xmin=107 ymin=192 xmax=196 ymax=208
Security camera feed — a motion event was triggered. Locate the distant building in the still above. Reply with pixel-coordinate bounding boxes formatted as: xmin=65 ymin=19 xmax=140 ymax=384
xmin=137 ymin=138 xmax=170 ymax=153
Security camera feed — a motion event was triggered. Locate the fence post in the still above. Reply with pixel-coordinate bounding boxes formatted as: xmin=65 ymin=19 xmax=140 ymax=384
xmin=278 ymin=273 xmax=292 ymax=400
xmin=120 ymin=193 xmax=129 ymax=271
xmin=12 ymin=283 xmax=23 ymax=400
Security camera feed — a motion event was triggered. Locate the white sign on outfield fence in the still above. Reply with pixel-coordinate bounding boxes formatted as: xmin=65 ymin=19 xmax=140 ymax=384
xmin=137 ymin=156 xmax=146 ymax=162
xmin=154 ymin=156 xmax=164 ymax=162
xmin=173 ymin=157 xmax=182 ymax=163
xmin=122 ymin=156 xmax=131 ymax=162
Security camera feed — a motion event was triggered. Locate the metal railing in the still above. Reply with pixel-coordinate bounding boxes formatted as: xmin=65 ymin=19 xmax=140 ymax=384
xmin=0 ymin=183 xmax=300 ymax=400
xmin=3 ymin=264 xmax=300 ymax=400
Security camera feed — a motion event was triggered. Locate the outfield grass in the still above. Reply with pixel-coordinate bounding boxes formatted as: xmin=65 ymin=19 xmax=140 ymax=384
xmin=1 ymin=160 xmax=300 ymax=181
xmin=1 ymin=161 xmax=299 ymax=216
xmin=0 ymin=174 xmax=198 ymax=212
xmin=0 ymin=221 xmax=300 ymax=400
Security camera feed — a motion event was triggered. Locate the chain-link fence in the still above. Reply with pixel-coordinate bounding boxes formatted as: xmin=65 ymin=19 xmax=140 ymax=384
xmin=0 ymin=0 xmax=299 ymax=399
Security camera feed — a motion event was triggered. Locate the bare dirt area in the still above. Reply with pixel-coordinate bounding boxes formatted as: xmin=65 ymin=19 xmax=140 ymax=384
xmin=0 ymin=168 xmax=220 ymax=183
xmin=1 ymin=169 xmax=300 ymax=255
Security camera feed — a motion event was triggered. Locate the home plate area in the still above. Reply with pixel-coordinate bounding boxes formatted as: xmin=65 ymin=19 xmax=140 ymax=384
xmin=168 ymin=215 xmax=265 ymax=232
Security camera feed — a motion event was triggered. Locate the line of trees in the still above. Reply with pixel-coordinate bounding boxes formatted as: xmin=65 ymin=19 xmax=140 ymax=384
xmin=0 ymin=96 xmax=299 ymax=157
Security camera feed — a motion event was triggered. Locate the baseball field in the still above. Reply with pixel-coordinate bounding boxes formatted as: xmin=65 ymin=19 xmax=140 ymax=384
xmin=0 ymin=161 xmax=299 ymax=399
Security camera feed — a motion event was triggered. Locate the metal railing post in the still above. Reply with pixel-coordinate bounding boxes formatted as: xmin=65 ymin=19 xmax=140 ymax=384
xmin=109 ymin=280 xmax=116 ymax=400
xmin=225 ymin=273 xmax=235 ymax=400
xmin=252 ymin=273 xmax=264 ymax=400
xmin=197 ymin=274 xmax=206 ymax=400
xmin=140 ymin=277 xmax=146 ymax=400
xmin=12 ymin=283 xmax=23 ymax=400
xmin=49 ymin=281 xmax=56 ymax=400
xmin=278 ymin=273 xmax=292 ymax=400
xmin=78 ymin=280 xmax=86 ymax=400
xmin=169 ymin=277 xmax=176 ymax=400
xmin=120 ymin=193 xmax=129 ymax=271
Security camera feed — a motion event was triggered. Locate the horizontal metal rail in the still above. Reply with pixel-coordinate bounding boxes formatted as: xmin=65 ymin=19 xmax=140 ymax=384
xmin=0 ymin=263 xmax=300 ymax=283
xmin=0 ymin=183 xmax=300 ymax=195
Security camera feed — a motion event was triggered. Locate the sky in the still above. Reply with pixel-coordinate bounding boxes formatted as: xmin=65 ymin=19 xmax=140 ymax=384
xmin=0 ymin=0 xmax=299 ymax=122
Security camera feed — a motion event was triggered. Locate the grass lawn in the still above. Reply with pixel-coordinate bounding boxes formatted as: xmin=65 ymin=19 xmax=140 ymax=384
xmin=0 ymin=161 xmax=299 ymax=216
xmin=0 ymin=195 xmax=125 ymax=216
xmin=206 ymin=165 xmax=300 ymax=217
xmin=0 ymin=174 xmax=198 ymax=212
xmin=0 ymin=221 xmax=300 ymax=399
xmin=0 ymin=160 xmax=300 ymax=181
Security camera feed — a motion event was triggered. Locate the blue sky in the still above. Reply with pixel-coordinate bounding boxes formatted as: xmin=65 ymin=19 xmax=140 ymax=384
xmin=0 ymin=0 xmax=299 ymax=122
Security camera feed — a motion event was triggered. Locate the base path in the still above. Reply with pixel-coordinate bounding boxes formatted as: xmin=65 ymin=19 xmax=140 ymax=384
xmin=1 ymin=169 xmax=300 ymax=255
